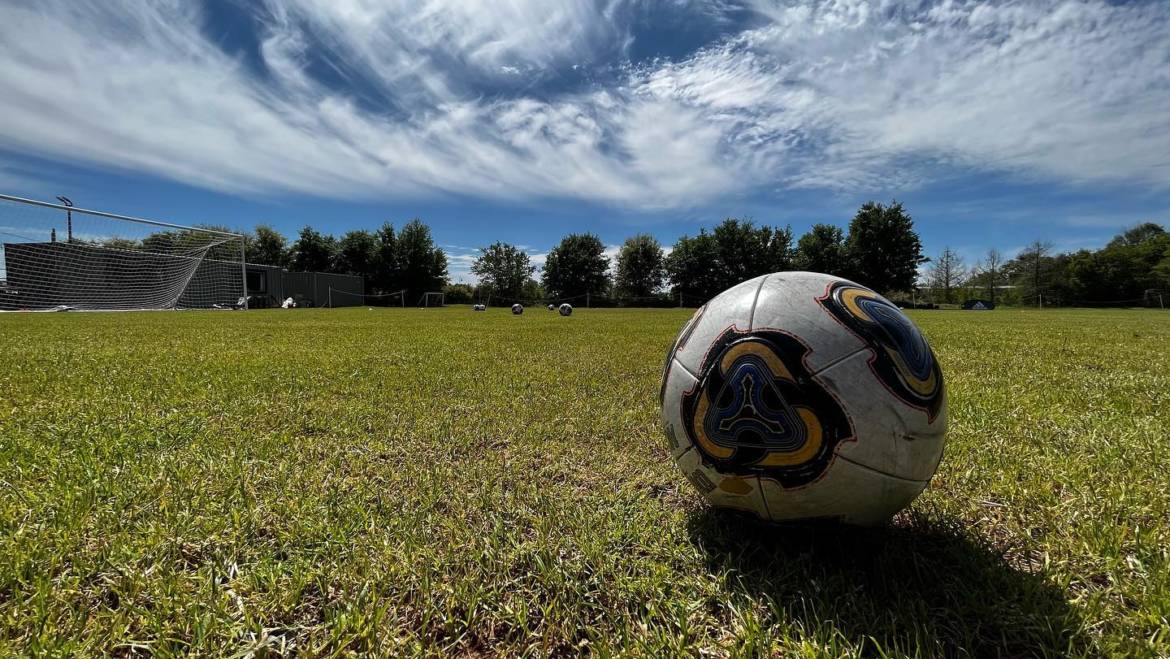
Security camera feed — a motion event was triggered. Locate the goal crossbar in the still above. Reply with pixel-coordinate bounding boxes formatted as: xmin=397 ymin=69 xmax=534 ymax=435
xmin=0 ymin=193 xmax=242 ymax=238
xmin=418 ymin=291 xmax=445 ymax=307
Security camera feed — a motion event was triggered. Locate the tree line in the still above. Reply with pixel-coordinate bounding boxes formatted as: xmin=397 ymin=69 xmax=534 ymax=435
xmin=239 ymin=202 xmax=1168 ymax=308
xmin=243 ymin=200 xmax=925 ymax=305
xmin=926 ymin=223 xmax=1170 ymax=307
xmin=456 ymin=200 xmax=926 ymax=305
xmin=243 ymin=220 xmax=448 ymax=303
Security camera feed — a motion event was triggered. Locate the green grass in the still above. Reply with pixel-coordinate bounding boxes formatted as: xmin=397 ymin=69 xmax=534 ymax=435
xmin=1 ymin=307 xmax=1168 ymax=657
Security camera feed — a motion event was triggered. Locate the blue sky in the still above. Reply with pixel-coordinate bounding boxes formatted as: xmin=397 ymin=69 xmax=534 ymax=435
xmin=1 ymin=0 xmax=1168 ymax=283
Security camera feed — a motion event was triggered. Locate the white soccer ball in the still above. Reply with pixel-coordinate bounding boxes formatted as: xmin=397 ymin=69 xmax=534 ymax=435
xmin=559 ymin=303 xmax=573 ymax=316
xmin=659 ymin=272 xmax=947 ymax=526
xmin=472 ymin=303 xmax=486 ymax=311
xmin=548 ymin=304 xmax=556 ymax=311
xmin=512 ymin=303 xmax=524 ymax=315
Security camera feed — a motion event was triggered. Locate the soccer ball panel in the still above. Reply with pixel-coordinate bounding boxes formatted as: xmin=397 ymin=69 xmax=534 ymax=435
xmin=816 ymin=349 xmax=948 ymax=482
xmin=674 ymin=326 xmax=855 ymax=490
xmin=675 ymin=446 xmax=767 ymax=517
xmin=672 ymin=274 xmax=768 ymax=374
xmin=758 ymin=458 xmax=928 ymax=525
xmin=750 ymin=271 xmax=867 ymax=372
xmin=660 ymin=360 xmax=699 ymax=459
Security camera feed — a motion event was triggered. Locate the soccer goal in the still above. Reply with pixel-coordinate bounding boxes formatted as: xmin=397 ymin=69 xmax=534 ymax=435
xmin=418 ymin=291 xmax=445 ymax=308
xmin=329 ymin=287 xmax=405 ymax=308
xmin=0 ymin=193 xmax=246 ymax=311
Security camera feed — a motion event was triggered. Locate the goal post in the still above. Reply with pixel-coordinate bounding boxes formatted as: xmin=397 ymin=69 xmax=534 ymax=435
xmin=0 ymin=193 xmax=246 ymax=311
xmin=418 ymin=291 xmax=444 ymax=308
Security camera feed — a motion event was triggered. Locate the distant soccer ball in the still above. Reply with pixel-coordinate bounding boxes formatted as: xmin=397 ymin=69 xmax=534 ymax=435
xmin=548 ymin=304 xmax=556 ymax=311
xmin=472 ymin=304 xmax=486 ymax=311
xmin=512 ymin=303 xmax=524 ymax=315
xmin=559 ymin=303 xmax=573 ymax=316
xmin=659 ymin=272 xmax=947 ymax=526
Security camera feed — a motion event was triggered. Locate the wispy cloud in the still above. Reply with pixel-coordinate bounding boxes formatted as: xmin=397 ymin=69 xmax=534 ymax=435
xmin=527 ymin=250 xmax=549 ymax=271
xmin=442 ymin=246 xmax=479 ymax=284
xmin=0 ymin=0 xmax=1166 ymax=211
xmin=641 ymin=0 xmax=1170 ymax=191
xmin=442 ymin=242 xmax=552 ymax=284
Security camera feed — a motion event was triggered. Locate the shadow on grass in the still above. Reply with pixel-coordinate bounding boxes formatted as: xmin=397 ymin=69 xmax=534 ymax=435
xmin=688 ymin=508 xmax=1089 ymax=656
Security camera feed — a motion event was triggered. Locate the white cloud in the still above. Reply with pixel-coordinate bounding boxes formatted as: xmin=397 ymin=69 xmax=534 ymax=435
xmin=442 ymin=246 xmax=479 ymax=284
xmin=527 ymin=250 xmax=549 ymax=271
xmin=603 ymin=243 xmax=622 ymax=274
xmin=275 ymin=0 xmax=627 ymax=83
xmin=443 ymin=244 xmax=551 ymax=284
xmin=640 ymin=0 xmax=1170 ymax=191
xmin=0 ymin=0 xmax=1167 ymax=211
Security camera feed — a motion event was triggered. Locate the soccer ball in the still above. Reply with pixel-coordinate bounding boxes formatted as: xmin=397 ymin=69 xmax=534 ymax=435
xmin=559 ymin=303 xmax=573 ymax=316
xmin=512 ymin=303 xmax=524 ymax=315
xmin=659 ymin=272 xmax=947 ymax=526
xmin=548 ymin=304 xmax=556 ymax=311
xmin=472 ymin=303 xmax=486 ymax=311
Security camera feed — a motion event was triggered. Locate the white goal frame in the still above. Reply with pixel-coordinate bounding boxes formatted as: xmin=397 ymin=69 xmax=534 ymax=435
xmin=418 ymin=291 xmax=445 ymax=308
xmin=0 ymin=193 xmax=247 ymax=311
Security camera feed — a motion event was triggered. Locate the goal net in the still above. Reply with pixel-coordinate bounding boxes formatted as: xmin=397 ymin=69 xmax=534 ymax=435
xmin=0 ymin=194 xmax=246 ymax=311
xmin=418 ymin=291 xmax=445 ymax=308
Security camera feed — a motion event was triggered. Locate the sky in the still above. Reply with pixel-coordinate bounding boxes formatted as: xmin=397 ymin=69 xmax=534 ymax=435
xmin=1 ymin=0 xmax=1168 ymax=283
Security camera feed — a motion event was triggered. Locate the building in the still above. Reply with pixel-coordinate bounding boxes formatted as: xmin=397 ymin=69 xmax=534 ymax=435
xmin=245 ymin=264 xmax=364 ymax=308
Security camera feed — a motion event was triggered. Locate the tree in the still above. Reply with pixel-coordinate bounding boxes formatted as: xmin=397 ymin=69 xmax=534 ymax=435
xmin=978 ymin=248 xmax=1004 ymax=305
xmin=844 ymin=201 xmax=926 ymax=294
xmin=1068 ymin=224 xmax=1170 ymax=304
xmin=100 ymin=237 xmax=142 ymax=251
xmin=140 ymin=232 xmax=175 ymax=254
xmin=664 ymin=230 xmax=722 ymax=302
xmin=1018 ymin=240 xmax=1053 ymax=307
xmin=711 ymin=218 xmax=794 ymax=287
xmin=927 ymin=247 xmax=966 ymax=304
xmin=335 ymin=230 xmax=378 ymax=283
xmin=245 ymin=225 xmax=289 ymax=267
xmin=521 ymin=278 xmax=545 ymax=302
xmin=1155 ymin=244 xmax=1170 ymax=290
xmin=795 ymin=224 xmax=847 ymax=275
xmin=396 ymin=219 xmax=448 ymax=302
xmin=1066 ymin=249 xmax=1111 ymax=303
xmin=289 ymin=226 xmax=337 ymax=272
xmin=372 ymin=222 xmax=400 ymax=293
xmin=472 ymin=242 xmax=534 ymax=301
xmin=664 ymin=219 xmax=794 ymax=303
xmin=973 ymin=222 xmax=1169 ymax=308
xmin=614 ymin=234 xmax=665 ymax=298
xmin=542 ymin=233 xmax=610 ymax=299
xmin=442 ymin=283 xmax=475 ymax=305
xmin=1108 ymin=222 xmax=1166 ymax=249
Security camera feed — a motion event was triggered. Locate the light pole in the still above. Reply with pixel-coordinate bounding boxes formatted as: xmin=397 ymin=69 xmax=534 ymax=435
xmin=56 ymin=196 xmax=73 ymax=242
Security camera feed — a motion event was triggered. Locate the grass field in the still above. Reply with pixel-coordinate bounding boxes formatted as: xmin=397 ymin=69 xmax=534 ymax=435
xmin=1 ymin=307 xmax=1168 ymax=657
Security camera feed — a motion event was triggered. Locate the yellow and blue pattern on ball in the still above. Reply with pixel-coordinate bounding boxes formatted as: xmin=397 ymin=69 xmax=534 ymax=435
xmin=681 ymin=328 xmax=854 ymax=489
xmin=819 ymin=282 xmax=945 ymax=421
